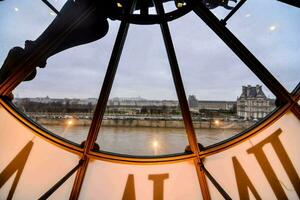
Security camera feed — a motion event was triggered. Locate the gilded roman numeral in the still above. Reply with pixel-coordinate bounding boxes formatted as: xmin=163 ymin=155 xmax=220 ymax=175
xmin=232 ymin=156 xmax=261 ymax=200
xmin=122 ymin=173 xmax=169 ymax=200
xmin=122 ymin=174 xmax=136 ymax=200
xmin=233 ymin=128 xmax=300 ymax=199
xmin=0 ymin=141 xmax=33 ymax=200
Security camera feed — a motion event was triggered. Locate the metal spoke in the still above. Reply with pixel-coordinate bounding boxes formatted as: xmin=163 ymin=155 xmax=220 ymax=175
xmin=41 ymin=0 xmax=59 ymax=14
xmin=69 ymin=1 xmax=137 ymax=199
xmin=153 ymin=0 xmax=211 ymax=199
xmin=38 ymin=160 xmax=83 ymax=200
xmin=186 ymin=0 xmax=293 ymax=105
xmin=277 ymin=0 xmax=300 ymax=8
xmin=201 ymin=164 xmax=232 ymax=200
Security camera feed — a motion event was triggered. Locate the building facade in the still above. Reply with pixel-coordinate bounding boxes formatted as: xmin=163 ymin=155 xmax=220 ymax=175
xmin=188 ymin=95 xmax=199 ymax=108
xmin=237 ymin=85 xmax=275 ymax=120
xmin=188 ymin=95 xmax=236 ymax=111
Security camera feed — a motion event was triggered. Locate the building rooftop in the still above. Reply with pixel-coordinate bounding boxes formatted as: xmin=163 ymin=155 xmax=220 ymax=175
xmin=239 ymin=85 xmax=266 ymax=99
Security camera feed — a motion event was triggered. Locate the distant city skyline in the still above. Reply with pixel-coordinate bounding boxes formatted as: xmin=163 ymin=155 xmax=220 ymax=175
xmin=14 ymin=85 xmax=276 ymax=102
xmin=1 ymin=0 xmax=299 ymax=100
xmin=12 ymin=84 xmax=276 ymax=101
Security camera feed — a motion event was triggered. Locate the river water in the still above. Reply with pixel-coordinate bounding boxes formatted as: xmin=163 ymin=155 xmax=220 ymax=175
xmin=45 ymin=125 xmax=241 ymax=156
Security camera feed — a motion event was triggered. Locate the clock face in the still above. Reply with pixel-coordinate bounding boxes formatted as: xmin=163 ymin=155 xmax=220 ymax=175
xmin=0 ymin=0 xmax=299 ymax=199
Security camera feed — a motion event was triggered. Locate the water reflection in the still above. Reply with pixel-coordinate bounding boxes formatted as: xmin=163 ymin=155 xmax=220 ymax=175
xmin=44 ymin=125 xmax=240 ymax=155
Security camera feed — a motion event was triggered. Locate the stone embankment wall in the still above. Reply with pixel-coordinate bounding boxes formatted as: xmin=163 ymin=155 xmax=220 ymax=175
xmin=37 ymin=118 xmax=254 ymax=129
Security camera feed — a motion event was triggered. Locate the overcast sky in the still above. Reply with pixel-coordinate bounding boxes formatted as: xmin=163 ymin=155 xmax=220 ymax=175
xmin=0 ymin=0 xmax=299 ymax=100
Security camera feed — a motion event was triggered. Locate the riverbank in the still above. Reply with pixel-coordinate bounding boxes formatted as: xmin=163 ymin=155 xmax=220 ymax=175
xmin=36 ymin=118 xmax=254 ymax=129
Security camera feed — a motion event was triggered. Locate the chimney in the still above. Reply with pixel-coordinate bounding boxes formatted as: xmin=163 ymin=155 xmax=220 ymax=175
xmin=256 ymin=85 xmax=260 ymax=94
xmin=247 ymin=85 xmax=251 ymax=97
xmin=242 ymin=86 xmax=246 ymax=96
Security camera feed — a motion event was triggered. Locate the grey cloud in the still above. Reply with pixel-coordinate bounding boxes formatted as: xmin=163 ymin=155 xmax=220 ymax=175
xmin=1 ymin=0 xmax=299 ymax=99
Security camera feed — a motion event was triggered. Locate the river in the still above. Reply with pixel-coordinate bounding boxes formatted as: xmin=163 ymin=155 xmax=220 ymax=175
xmin=44 ymin=125 xmax=241 ymax=156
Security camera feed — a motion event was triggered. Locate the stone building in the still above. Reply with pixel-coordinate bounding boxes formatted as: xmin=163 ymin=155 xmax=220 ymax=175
xmin=198 ymin=100 xmax=236 ymax=111
xmin=188 ymin=95 xmax=236 ymax=111
xmin=237 ymin=85 xmax=275 ymax=120
xmin=188 ymin=95 xmax=199 ymax=107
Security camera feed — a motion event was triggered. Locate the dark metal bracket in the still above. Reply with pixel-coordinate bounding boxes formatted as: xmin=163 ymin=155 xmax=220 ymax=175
xmin=221 ymin=0 xmax=247 ymax=25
